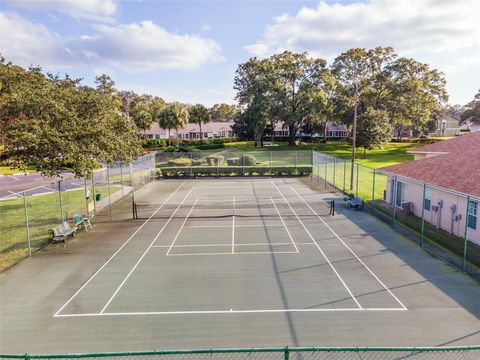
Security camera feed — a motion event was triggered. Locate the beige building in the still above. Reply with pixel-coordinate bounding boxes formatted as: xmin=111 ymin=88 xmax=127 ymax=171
xmin=434 ymin=113 xmax=461 ymax=137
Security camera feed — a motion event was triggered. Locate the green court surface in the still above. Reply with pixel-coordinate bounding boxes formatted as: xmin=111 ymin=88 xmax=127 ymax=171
xmin=1 ymin=178 xmax=480 ymax=353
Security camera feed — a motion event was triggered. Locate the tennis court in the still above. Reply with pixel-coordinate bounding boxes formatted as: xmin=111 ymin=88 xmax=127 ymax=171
xmin=1 ymin=178 xmax=480 ymax=353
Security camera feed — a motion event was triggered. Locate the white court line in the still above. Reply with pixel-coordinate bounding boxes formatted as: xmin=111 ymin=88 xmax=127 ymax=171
xmin=165 ymin=197 xmax=199 ymax=256
xmin=289 ymin=186 xmax=407 ymax=310
xmin=167 ymin=251 xmax=299 ymax=257
xmin=54 ymin=307 xmax=407 ymax=317
xmin=151 ymin=242 xmax=309 ymax=248
xmin=99 ymin=188 xmax=195 ymax=314
xmin=271 ymin=181 xmax=363 ymax=310
xmin=192 ymin=186 xmax=275 ymax=189
xmin=270 ymin=197 xmax=298 ymax=253
xmin=232 ymin=197 xmax=235 ymax=254
xmin=53 ymin=181 xmax=186 ymax=317
xmin=184 ymin=224 xmax=283 ymax=228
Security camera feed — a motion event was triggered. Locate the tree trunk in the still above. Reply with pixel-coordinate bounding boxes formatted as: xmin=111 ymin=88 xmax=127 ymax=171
xmin=168 ymin=129 xmax=171 ymax=146
xmin=288 ymin=124 xmax=296 ymax=146
xmin=364 ymin=148 xmax=367 ymax=158
xmin=254 ymin=139 xmax=258 ymax=147
xmin=176 ymin=128 xmax=179 ymax=149
xmin=200 ymin=123 xmax=203 ymax=140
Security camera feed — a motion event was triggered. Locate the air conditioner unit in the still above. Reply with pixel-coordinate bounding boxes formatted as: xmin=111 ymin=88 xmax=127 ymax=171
xmin=431 ymin=205 xmax=439 ymax=212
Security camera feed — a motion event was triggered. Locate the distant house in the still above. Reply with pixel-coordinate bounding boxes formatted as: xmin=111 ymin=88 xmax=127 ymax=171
xmin=380 ymin=132 xmax=480 ymax=245
xmin=145 ymin=121 xmax=349 ymax=140
xmin=145 ymin=122 xmax=234 ymax=140
xmin=434 ymin=113 xmax=461 ymax=137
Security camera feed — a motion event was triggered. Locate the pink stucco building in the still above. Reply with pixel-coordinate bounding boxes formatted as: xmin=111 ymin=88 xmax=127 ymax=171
xmin=380 ymin=132 xmax=480 ymax=245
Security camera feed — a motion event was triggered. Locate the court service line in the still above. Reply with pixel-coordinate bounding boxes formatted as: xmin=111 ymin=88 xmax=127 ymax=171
xmin=271 ymin=181 xmax=363 ymax=310
xmin=53 ymin=181 xmax=186 ymax=317
xmin=184 ymin=224 xmax=283 ymax=228
xmin=151 ymin=242 xmax=312 ymax=248
xmin=289 ymin=186 xmax=407 ymax=310
xmin=232 ymin=197 xmax=235 ymax=254
xmin=270 ymin=197 xmax=299 ymax=253
xmin=165 ymin=197 xmax=199 ymax=256
xmin=167 ymin=251 xmax=299 ymax=257
xmin=98 ymin=188 xmax=195 ymax=314
xmin=54 ymin=307 xmax=407 ymax=318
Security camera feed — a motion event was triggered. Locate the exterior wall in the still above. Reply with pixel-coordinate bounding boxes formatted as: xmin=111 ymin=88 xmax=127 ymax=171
xmin=435 ymin=118 xmax=460 ymax=137
xmin=385 ymin=176 xmax=479 ymax=245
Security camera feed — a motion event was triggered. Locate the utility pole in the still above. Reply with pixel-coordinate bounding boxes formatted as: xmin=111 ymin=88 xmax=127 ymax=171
xmin=350 ymin=82 xmax=358 ymax=190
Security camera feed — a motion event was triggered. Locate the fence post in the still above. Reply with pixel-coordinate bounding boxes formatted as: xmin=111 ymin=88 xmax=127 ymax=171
xmin=294 ymin=151 xmax=297 ymax=172
xmin=217 ymin=152 xmax=220 ymax=178
xmin=23 ymin=192 xmax=32 ymax=256
xmin=371 ymin=169 xmax=376 ymax=213
xmin=420 ymin=183 xmax=426 ymax=248
xmin=120 ymin=162 xmax=124 ymax=197
xmin=284 ymin=346 xmax=290 ymax=360
xmin=92 ymin=177 xmax=97 ymax=214
xmin=355 ymin=163 xmax=360 ymax=197
xmin=463 ymin=196 xmax=470 ymax=273
xmin=310 ymin=149 xmax=313 ymax=180
xmin=84 ymin=177 xmax=90 ymax=216
xmin=107 ymin=166 xmax=113 ymax=221
xmin=333 ymin=158 xmax=336 ymax=192
xmin=190 ymin=152 xmax=193 ymax=176
xmin=392 ymin=176 xmax=398 ymax=229
xmin=130 ymin=163 xmax=135 ymax=219
xmin=324 ymin=161 xmax=327 ymax=189
xmin=242 ymin=151 xmax=245 ymax=176
xmin=58 ymin=181 xmax=63 ymax=221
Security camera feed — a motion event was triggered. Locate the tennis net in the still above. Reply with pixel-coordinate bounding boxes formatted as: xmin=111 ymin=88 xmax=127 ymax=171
xmin=133 ymin=198 xmax=334 ymax=220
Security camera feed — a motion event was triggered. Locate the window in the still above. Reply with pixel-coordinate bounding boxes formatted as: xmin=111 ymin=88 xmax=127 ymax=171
xmin=468 ymin=201 xmax=478 ymax=230
xmin=391 ymin=180 xmax=405 ymax=207
xmin=424 ymin=187 xmax=431 ymax=211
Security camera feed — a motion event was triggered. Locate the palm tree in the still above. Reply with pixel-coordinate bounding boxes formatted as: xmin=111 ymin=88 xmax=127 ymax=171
xmin=189 ymin=104 xmax=211 ymax=140
xmin=159 ymin=103 xmax=189 ymax=147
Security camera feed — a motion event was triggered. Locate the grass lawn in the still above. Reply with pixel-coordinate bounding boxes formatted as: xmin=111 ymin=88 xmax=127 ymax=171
xmin=0 ymin=166 xmax=35 ymax=175
xmin=224 ymin=140 xmax=424 ymax=168
xmin=0 ymin=185 xmax=118 ymax=271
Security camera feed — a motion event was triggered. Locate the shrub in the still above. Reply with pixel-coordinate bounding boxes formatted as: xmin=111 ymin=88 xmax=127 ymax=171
xmin=240 ymin=154 xmax=256 ymax=166
xmin=226 ymin=157 xmax=240 ymax=166
xmin=211 ymin=138 xmax=224 ymax=145
xmin=167 ymin=158 xmax=192 ymax=167
xmin=143 ymin=138 xmax=166 ymax=149
xmin=195 ymin=144 xmax=224 ymax=150
xmin=192 ymin=159 xmax=206 ymax=166
xmin=163 ymin=146 xmax=176 ymax=152
xmin=206 ymin=154 xmax=225 ymax=166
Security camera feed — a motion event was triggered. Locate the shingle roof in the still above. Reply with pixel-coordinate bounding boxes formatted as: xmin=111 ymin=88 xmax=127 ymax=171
xmin=381 ymin=132 xmax=480 ymax=198
xmin=409 ymin=132 xmax=480 ymax=153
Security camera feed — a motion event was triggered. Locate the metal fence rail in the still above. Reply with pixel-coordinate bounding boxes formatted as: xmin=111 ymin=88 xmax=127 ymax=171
xmin=2 ymin=346 xmax=480 ymax=360
xmin=0 ymin=153 xmax=156 ymax=272
xmin=312 ymin=151 xmax=480 ymax=275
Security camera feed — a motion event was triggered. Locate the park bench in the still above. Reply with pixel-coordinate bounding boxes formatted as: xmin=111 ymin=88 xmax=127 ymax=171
xmin=343 ymin=194 xmax=365 ymax=210
xmin=52 ymin=221 xmax=77 ymax=243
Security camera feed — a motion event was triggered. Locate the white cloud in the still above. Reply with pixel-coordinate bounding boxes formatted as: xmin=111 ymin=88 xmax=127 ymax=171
xmin=246 ymin=0 xmax=480 ymax=60
xmin=0 ymin=12 xmax=224 ymax=71
xmin=4 ymin=0 xmax=117 ymax=22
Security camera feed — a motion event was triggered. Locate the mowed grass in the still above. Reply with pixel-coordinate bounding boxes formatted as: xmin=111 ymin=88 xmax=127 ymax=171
xmin=224 ymin=141 xmax=424 ymax=168
xmin=0 ymin=185 xmax=117 ymax=271
xmin=0 ymin=166 xmax=35 ymax=175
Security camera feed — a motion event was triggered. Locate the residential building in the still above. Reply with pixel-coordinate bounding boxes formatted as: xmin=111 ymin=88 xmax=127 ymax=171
xmin=380 ymin=132 xmax=480 ymax=245
xmin=434 ymin=113 xmax=461 ymax=137
xmin=145 ymin=122 xmax=349 ymax=140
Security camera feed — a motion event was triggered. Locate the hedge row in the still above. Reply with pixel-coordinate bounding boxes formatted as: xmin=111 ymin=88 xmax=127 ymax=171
xmin=158 ymin=166 xmax=312 ymax=178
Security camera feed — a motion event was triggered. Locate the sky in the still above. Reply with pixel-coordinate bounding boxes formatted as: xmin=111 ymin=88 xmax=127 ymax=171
xmin=1 ymin=0 xmax=479 ymax=106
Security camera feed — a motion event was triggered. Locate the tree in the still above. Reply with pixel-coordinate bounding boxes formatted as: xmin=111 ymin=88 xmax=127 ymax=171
xmin=158 ymin=103 xmax=189 ymax=147
xmin=189 ymin=104 xmax=211 ymax=139
xmin=208 ymin=103 xmax=239 ymax=122
xmin=356 ymin=108 xmax=393 ymax=157
xmin=0 ymin=59 xmax=141 ymax=177
xmin=332 ymin=48 xmax=372 ymax=188
xmin=461 ymin=89 xmax=480 ymax=124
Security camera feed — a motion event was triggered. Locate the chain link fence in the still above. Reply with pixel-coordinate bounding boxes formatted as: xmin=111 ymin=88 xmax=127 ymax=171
xmin=312 ymin=151 xmax=480 ymax=277
xmin=156 ymin=150 xmax=313 ymax=178
xmin=1 ymin=346 xmax=479 ymax=360
xmin=0 ymin=153 xmax=156 ymax=271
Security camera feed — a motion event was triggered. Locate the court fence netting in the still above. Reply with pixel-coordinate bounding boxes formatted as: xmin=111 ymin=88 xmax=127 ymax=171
xmin=0 ymin=153 xmax=156 ymax=272
xmin=2 ymin=346 xmax=480 ymax=360
xmin=311 ymin=151 xmax=480 ymax=277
